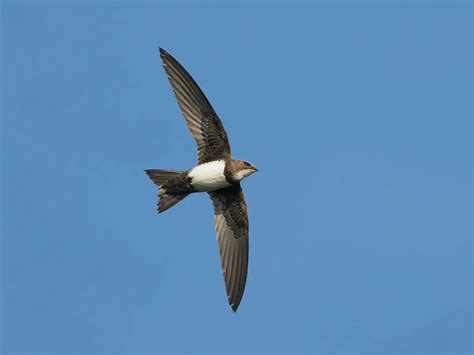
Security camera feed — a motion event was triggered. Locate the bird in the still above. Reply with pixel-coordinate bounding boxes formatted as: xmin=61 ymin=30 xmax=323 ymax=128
xmin=145 ymin=48 xmax=258 ymax=312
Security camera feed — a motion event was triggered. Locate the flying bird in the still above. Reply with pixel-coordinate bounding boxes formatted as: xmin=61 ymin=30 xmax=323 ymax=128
xmin=145 ymin=48 xmax=257 ymax=312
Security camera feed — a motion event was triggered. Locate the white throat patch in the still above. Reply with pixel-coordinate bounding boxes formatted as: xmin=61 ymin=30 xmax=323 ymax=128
xmin=234 ymin=168 xmax=255 ymax=182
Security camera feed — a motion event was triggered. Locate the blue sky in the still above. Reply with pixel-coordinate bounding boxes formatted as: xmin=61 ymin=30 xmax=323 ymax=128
xmin=1 ymin=1 xmax=472 ymax=354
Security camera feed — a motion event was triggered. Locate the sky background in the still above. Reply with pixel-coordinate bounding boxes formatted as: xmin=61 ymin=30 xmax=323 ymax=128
xmin=1 ymin=1 xmax=472 ymax=354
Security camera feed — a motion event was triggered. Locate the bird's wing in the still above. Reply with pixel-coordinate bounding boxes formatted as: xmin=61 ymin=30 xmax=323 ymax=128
xmin=209 ymin=184 xmax=249 ymax=312
xmin=159 ymin=48 xmax=231 ymax=164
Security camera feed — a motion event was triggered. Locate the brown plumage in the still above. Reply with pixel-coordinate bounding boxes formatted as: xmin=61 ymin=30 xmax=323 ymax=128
xmin=209 ymin=184 xmax=249 ymax=311
xmin=145 ymin=48 xmax=257 ymax=312
xmin=144 ymin=169 xmax=193 ymax=213
xmin=158 ymin=48 xmax=231 ymax=164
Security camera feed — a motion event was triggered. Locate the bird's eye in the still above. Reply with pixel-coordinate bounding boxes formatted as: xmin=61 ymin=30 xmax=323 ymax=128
xmin=244 ymin=161 xmax=251 ymax=166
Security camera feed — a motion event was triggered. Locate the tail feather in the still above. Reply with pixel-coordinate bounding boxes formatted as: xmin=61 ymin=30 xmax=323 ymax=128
xmin=145 ymin=169 xmax=183 ymax=186
xmin=157 ymin=194 xmax=188 ymax=213
xmin=145 ymin=169 xmax=189 ymax=213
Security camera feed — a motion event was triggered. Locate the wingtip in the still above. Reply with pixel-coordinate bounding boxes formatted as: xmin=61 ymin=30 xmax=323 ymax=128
xmin=159 ymin=47 xmax=168 ymax=57
xmin=157 ymin=203 xmax=166 ymax=214
xmin=230 ymin=302 xmax=239 ymax=312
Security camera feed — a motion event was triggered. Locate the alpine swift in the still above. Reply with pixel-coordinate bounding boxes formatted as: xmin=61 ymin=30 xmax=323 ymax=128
xmin=145 ymin=48 xmax=258 ymax=312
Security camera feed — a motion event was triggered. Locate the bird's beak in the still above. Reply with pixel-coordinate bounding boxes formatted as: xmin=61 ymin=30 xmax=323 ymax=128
xmin=253 ymin=166 xmax=259 ymax=172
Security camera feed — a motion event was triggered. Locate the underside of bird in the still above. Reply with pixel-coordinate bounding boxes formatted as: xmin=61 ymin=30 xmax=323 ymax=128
xmin=145 ymin=48 xmax=253 ymax=312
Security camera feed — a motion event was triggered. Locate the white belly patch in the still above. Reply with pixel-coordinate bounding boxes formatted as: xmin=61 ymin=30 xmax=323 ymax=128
xmin=188 ymin=160 xmax=231 ymax=192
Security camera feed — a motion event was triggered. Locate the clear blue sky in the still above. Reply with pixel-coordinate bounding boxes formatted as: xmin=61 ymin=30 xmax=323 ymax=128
xmin=1 ymin=1 xmax=472 ymax=354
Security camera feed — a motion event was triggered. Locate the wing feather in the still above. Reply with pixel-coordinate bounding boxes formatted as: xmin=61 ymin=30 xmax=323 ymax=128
xmin=159 ymin=48 xmax=231 ymax=163
xmin=209 ymin=184 xmax=249 ymax=312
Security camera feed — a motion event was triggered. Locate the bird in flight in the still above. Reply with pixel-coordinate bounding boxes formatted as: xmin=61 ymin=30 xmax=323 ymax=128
xmin=145 ymin=48 xmax=258 ymax=312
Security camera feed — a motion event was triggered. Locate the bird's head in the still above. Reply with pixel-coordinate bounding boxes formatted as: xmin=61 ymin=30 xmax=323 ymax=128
xmin=233 ymin=160 xmax=258 ymax=182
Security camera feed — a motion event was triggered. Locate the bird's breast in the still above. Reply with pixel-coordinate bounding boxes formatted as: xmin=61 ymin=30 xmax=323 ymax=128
xmin=188 ymin=160 xmax=232 ymax=192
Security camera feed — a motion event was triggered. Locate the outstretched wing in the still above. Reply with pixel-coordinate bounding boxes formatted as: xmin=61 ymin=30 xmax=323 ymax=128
xmin=209 ymin=184 xmax=249 ymax=312
xmin=159 ymin=48 xmax=231 ymax=163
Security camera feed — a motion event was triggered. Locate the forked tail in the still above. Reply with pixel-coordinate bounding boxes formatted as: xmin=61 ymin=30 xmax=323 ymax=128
xmin=145 ymin=169 xmax=189 ymax=213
